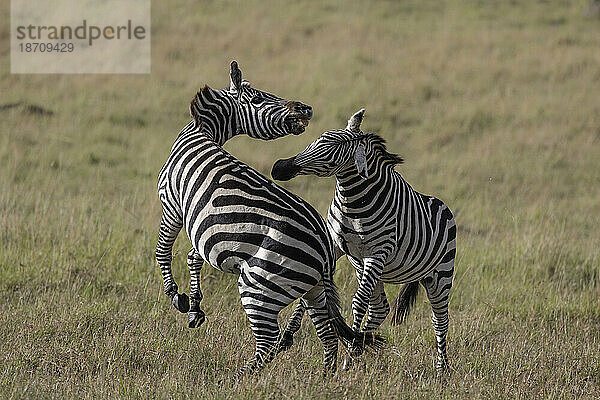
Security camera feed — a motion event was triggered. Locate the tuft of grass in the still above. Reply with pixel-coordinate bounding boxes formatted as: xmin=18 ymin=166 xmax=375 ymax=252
xmin=1 ymin=0 xmax=599 ymax=398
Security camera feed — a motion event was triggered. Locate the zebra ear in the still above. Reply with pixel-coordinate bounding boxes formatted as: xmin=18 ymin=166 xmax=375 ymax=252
xmin=354 ymin=142 xmax=369 ymax=179
xmin=346 ymin=108 xmax=366 ymax=132
xmin=230 ymin=60 xmax=242 ymax=92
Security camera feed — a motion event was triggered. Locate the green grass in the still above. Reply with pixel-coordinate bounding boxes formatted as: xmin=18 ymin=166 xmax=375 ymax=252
xmin=1 ymin=0 xmax=599 ymax=398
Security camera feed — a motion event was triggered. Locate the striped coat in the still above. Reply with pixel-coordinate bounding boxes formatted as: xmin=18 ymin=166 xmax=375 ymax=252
xmin=272 ymin=109 xmax=455 ymax=373
xmin=156 ymin=64 xmax=381 ymax=377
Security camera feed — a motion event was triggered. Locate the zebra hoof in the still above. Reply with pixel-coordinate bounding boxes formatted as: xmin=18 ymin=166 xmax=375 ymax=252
xmin=435 ymin=363 xmax=451 ymax=381
xmin=188 ymin=309 xmax=206 ymax=328
xmin=172 ymin=293 xmax=190 ymax=313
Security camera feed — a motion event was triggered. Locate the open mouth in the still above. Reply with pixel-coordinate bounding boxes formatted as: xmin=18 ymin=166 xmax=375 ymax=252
xmin=284 ymin=115 xmax=312 ymax=135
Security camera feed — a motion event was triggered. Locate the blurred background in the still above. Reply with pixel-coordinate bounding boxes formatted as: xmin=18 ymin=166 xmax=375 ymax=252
xmin=1 ymin=1 xmax=599 ymax=398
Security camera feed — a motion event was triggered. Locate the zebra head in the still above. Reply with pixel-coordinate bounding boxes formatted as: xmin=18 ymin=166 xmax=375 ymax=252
xmin=229 ymin=61 xmax=313 ymax=139
xmin=271 ymin=108 xmax=403 ymax=181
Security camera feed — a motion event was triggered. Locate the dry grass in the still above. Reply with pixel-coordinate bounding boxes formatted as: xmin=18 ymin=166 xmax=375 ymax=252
xmin=1 ymin=0 xmax=599 ymax=398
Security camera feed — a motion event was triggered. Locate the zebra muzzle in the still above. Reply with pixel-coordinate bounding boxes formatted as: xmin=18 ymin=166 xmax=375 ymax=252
xmin=271 ymin=157 xmax=300 ymax=181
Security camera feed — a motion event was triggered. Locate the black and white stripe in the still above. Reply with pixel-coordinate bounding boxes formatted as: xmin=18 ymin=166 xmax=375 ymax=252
xmin=272 ymin=109 xmax=456 ymax=373
xmin=156 ymin=64 xmax=381 ymax=376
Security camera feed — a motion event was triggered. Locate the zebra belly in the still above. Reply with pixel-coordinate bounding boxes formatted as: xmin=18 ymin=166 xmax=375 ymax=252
xmin=380 ymin=229 xmax=450 ymax=283
xmin=205 ymin=239 xmax=322 ymax=301
xmin=345 ymin=250 xmax=439 ymax=284
xmin=380 ymin=258 xmax=439 ymax=284
xmin=186 ymin=216 xmax=324 ymax=288
xmin=242 ymin=260 xmax=321 ymax=300
xmin=341 ymin=227 xmax=448 ymax=284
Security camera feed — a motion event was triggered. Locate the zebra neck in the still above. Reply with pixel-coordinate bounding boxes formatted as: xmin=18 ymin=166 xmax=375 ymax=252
xmin=188 ymin=87 xmax=240 ymax=146
xmin=335 ymin=155 xmax=398 ymax=206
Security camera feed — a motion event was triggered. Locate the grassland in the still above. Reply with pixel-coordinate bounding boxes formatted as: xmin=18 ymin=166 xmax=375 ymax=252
xmin=1 ymin=0 xmax=599 ymax=398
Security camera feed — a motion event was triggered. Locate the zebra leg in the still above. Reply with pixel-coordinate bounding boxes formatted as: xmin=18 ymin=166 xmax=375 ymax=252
xmin=421 ymin=255 xmax=455 ymax=374
xmin=279 ymin=301 xmax=305 ymax=352
xmin=156 ymin=212 xmax=189 ymax=312
xmin=187 ymin=248 xmax=206 ymax=328
xmin=342 ymin=281 xmax=388 ymax=370
xmin=351 ymin=256 xmax=385 ymax=332
xmin=236 ymin=274 xmax=284 ymax=378
xmin=363 ymin=281 xmax=390 ymax=332
xmin=278 ymin=244 xmax=342 ymax=353
xmin=279 ymin=245 xmax=344 ymax=351
xmin=341 ymin=267 xmax=365 ymax=370
xmin=302 ymin=281 xmax=339 ymax=374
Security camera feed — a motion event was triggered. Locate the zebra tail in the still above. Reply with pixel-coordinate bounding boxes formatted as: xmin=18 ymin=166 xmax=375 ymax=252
xmin=390 ymin=281 xmax=420 ymax=325
xmin=322 ymin=264 xmax=385 ymax=351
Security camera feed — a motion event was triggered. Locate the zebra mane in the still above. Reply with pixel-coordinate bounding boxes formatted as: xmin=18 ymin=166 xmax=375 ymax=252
xmin=362 ymin=133 xmax=404 ymax=166
xmin=189 ymin=85 xmax=214 ymax=125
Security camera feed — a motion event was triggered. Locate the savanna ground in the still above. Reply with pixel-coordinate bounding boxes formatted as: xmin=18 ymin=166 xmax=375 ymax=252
xmin=1 ymin=1 xmax=600 ymax=398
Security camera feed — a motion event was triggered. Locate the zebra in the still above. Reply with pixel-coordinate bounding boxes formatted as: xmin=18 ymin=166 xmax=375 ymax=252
xmin=271 ymin=109 xmax=456 ymax=374
xmin=156 ymin=63 xmax=382 ymax=376
xmin=157 ymin=61 xmax=313 ymax=324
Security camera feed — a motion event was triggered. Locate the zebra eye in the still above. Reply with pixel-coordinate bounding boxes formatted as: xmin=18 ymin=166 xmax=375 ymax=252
xmin=250 ymin=96 xmax=262 ymax=105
